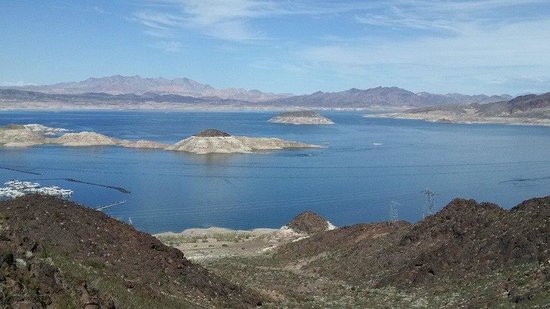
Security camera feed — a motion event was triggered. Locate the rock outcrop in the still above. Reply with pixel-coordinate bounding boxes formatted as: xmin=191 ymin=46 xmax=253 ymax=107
xmin=193 ymin=129 xmax=232 ymax=137
xmin=269 ymin=110 xmax=334 ymax=125
xmin=286 ymin=211 xmax=335 ymax=234
xmin=0 ymin=124 xmax=46 ymax=147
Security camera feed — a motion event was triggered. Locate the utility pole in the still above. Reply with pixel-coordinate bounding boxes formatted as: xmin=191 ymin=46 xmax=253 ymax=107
xmin=422 ymin=189 xmax=435 ymax=219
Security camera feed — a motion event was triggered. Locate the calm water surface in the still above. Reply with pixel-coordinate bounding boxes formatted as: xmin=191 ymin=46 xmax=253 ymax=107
xmin=1 ymin=111 xmax=549 ymax=233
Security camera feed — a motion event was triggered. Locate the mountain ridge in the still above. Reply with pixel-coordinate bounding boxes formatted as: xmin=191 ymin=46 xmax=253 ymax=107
xmin=7 ymin=75 xmax=289 ymax=103
xmin=266 ymin=86 xmax=511 ymax=109
xmin=1 ymin=75 xmax=512 ymax=109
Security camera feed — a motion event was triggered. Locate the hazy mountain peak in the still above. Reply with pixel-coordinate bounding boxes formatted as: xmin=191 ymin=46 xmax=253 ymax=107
xmin=268 ymin=87 xmax=511 ymax=110
xmin=11 ymin=75 xmax=290 ymax=102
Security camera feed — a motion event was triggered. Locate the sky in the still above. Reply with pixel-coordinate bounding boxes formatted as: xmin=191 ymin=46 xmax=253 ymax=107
xmin=1 ymin=0 xmax=550 ymax=95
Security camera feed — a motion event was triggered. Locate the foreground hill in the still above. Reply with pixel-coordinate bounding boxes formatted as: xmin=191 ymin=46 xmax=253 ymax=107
xmin=374 ymin=92 xmax=550 ymax=125
xmin=203 ymin=196 xmax=550 ymax=307
xmin=0 ymin=195 xmax=261 ymax=308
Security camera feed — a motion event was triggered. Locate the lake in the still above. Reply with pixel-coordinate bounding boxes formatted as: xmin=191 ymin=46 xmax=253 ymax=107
xmin=1 ymin=111 xmax=549 ymax=233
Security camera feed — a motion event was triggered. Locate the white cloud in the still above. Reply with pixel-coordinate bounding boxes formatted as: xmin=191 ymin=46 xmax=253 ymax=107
xmin=298 ymin=12 xmax=550 ymax=94
xmin=133 ymin=0 xmax=386 ymax=42
xmin=129 ymin=0 xmax=550 ymax=93
xmin=135 ymin=0 xmax=279 ymax=41
xmin=304 ymin=18 xmax=550 ymax=67
xmin=151 ymin=40 xmax=183 ymax=53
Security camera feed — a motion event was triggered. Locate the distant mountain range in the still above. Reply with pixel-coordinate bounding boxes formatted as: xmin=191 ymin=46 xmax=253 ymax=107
xmin=0 ymin=75 xmax=514 ymax=110
xmin=267 ymin=87 xmax=511 ymax=109
xmin=0 ymin=88 xmax=239 ymax=105
xmin=6 ymin=75 xmax=289 ymax=102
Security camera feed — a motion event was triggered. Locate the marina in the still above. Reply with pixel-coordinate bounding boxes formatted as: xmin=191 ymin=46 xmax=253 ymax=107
xmin=0 ymin=180 xmax=73 ymax=200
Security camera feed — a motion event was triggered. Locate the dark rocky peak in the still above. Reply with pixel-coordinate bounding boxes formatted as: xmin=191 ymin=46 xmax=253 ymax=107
xmin=287 ymin=211 xmax=330 ymax=234
xmin=510 ymin=196 xmax=550 ymax=214
xmin=277 ymin=110 xmax=321 ymax=117
xmin=193 ymin=129 xmax=231 ymax=137
xmin=401 ymin=198 xmax=505 ymax=244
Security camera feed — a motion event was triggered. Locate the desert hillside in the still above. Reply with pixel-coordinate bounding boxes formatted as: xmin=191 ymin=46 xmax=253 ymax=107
xmin=0 ymin=195 xmax=261 ymax=308
xmin=203 ymin=197 xmax=550 ymax=307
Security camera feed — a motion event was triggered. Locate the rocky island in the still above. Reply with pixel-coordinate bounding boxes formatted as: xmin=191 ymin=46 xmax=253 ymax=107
xmin=268 ymin=110 xmax=334 ymax=125
xmin=0 ymin=124 xmax=320 ymax=154
xmin=166 ymin=129 xmax=320 ymax=154
xmin=0 ymin=124 xmax=48 ymax=147
xmin=0 ymin=124 xmax=169 ymax=149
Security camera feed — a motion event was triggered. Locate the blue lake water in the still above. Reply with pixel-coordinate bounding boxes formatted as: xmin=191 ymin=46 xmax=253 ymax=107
xmin=1 ymin=111 xmax=549 ymax=233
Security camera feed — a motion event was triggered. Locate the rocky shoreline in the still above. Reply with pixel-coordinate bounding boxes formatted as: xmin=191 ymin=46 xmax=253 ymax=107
xmin=366 ymin=112 xmax=550 ymax=126
xmin=155 ymin=212 xmax=335 ymax=261
xmin=369 ymin=93 xmax=550 ymax=126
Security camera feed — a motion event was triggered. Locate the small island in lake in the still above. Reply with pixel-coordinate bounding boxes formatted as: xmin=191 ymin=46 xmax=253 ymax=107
xmin=166 ymin=129 xmax=320 ymax=154
xmin=268 ymin=110 xmax=335 ymax=125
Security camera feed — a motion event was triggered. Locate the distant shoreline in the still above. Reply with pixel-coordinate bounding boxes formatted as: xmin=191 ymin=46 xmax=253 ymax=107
xmin=365 ymin=113 xmax=550 ymax=127
xmin=0 ymin=102 xmax=405 ymax=113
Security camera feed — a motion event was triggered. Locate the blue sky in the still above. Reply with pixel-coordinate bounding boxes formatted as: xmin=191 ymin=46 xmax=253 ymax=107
xmin=1 ymin=0 xmax=550 ymax=95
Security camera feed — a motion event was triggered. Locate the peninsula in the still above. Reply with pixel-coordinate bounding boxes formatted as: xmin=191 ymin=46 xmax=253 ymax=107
xmin=368 ymin=92 xmax=550 ymax=126
xmin=268 ymin=110 xmax=334 ymax=125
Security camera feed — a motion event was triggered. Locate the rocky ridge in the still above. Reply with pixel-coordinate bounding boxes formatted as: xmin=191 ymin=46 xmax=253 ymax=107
xmin=196 ymin=196 xmax=550 ymax=307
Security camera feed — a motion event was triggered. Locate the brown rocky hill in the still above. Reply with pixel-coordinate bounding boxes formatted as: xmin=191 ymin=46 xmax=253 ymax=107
xmin=286 ymin=211 xmax=332 ymax=234
xmin=0 ymin=195 xmax=261 ymax=308
xmin=275 ymin=197 xmax=550 ymax=306
xmin=193 ymin=129 xmax=231 ymax=137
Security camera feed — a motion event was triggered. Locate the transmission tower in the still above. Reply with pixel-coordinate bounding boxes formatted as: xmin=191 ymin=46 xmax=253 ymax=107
xmin=422 ymin=189 xmax=435 ymax=219
xmin=389 ymin=201 xmax=399 ymax=223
